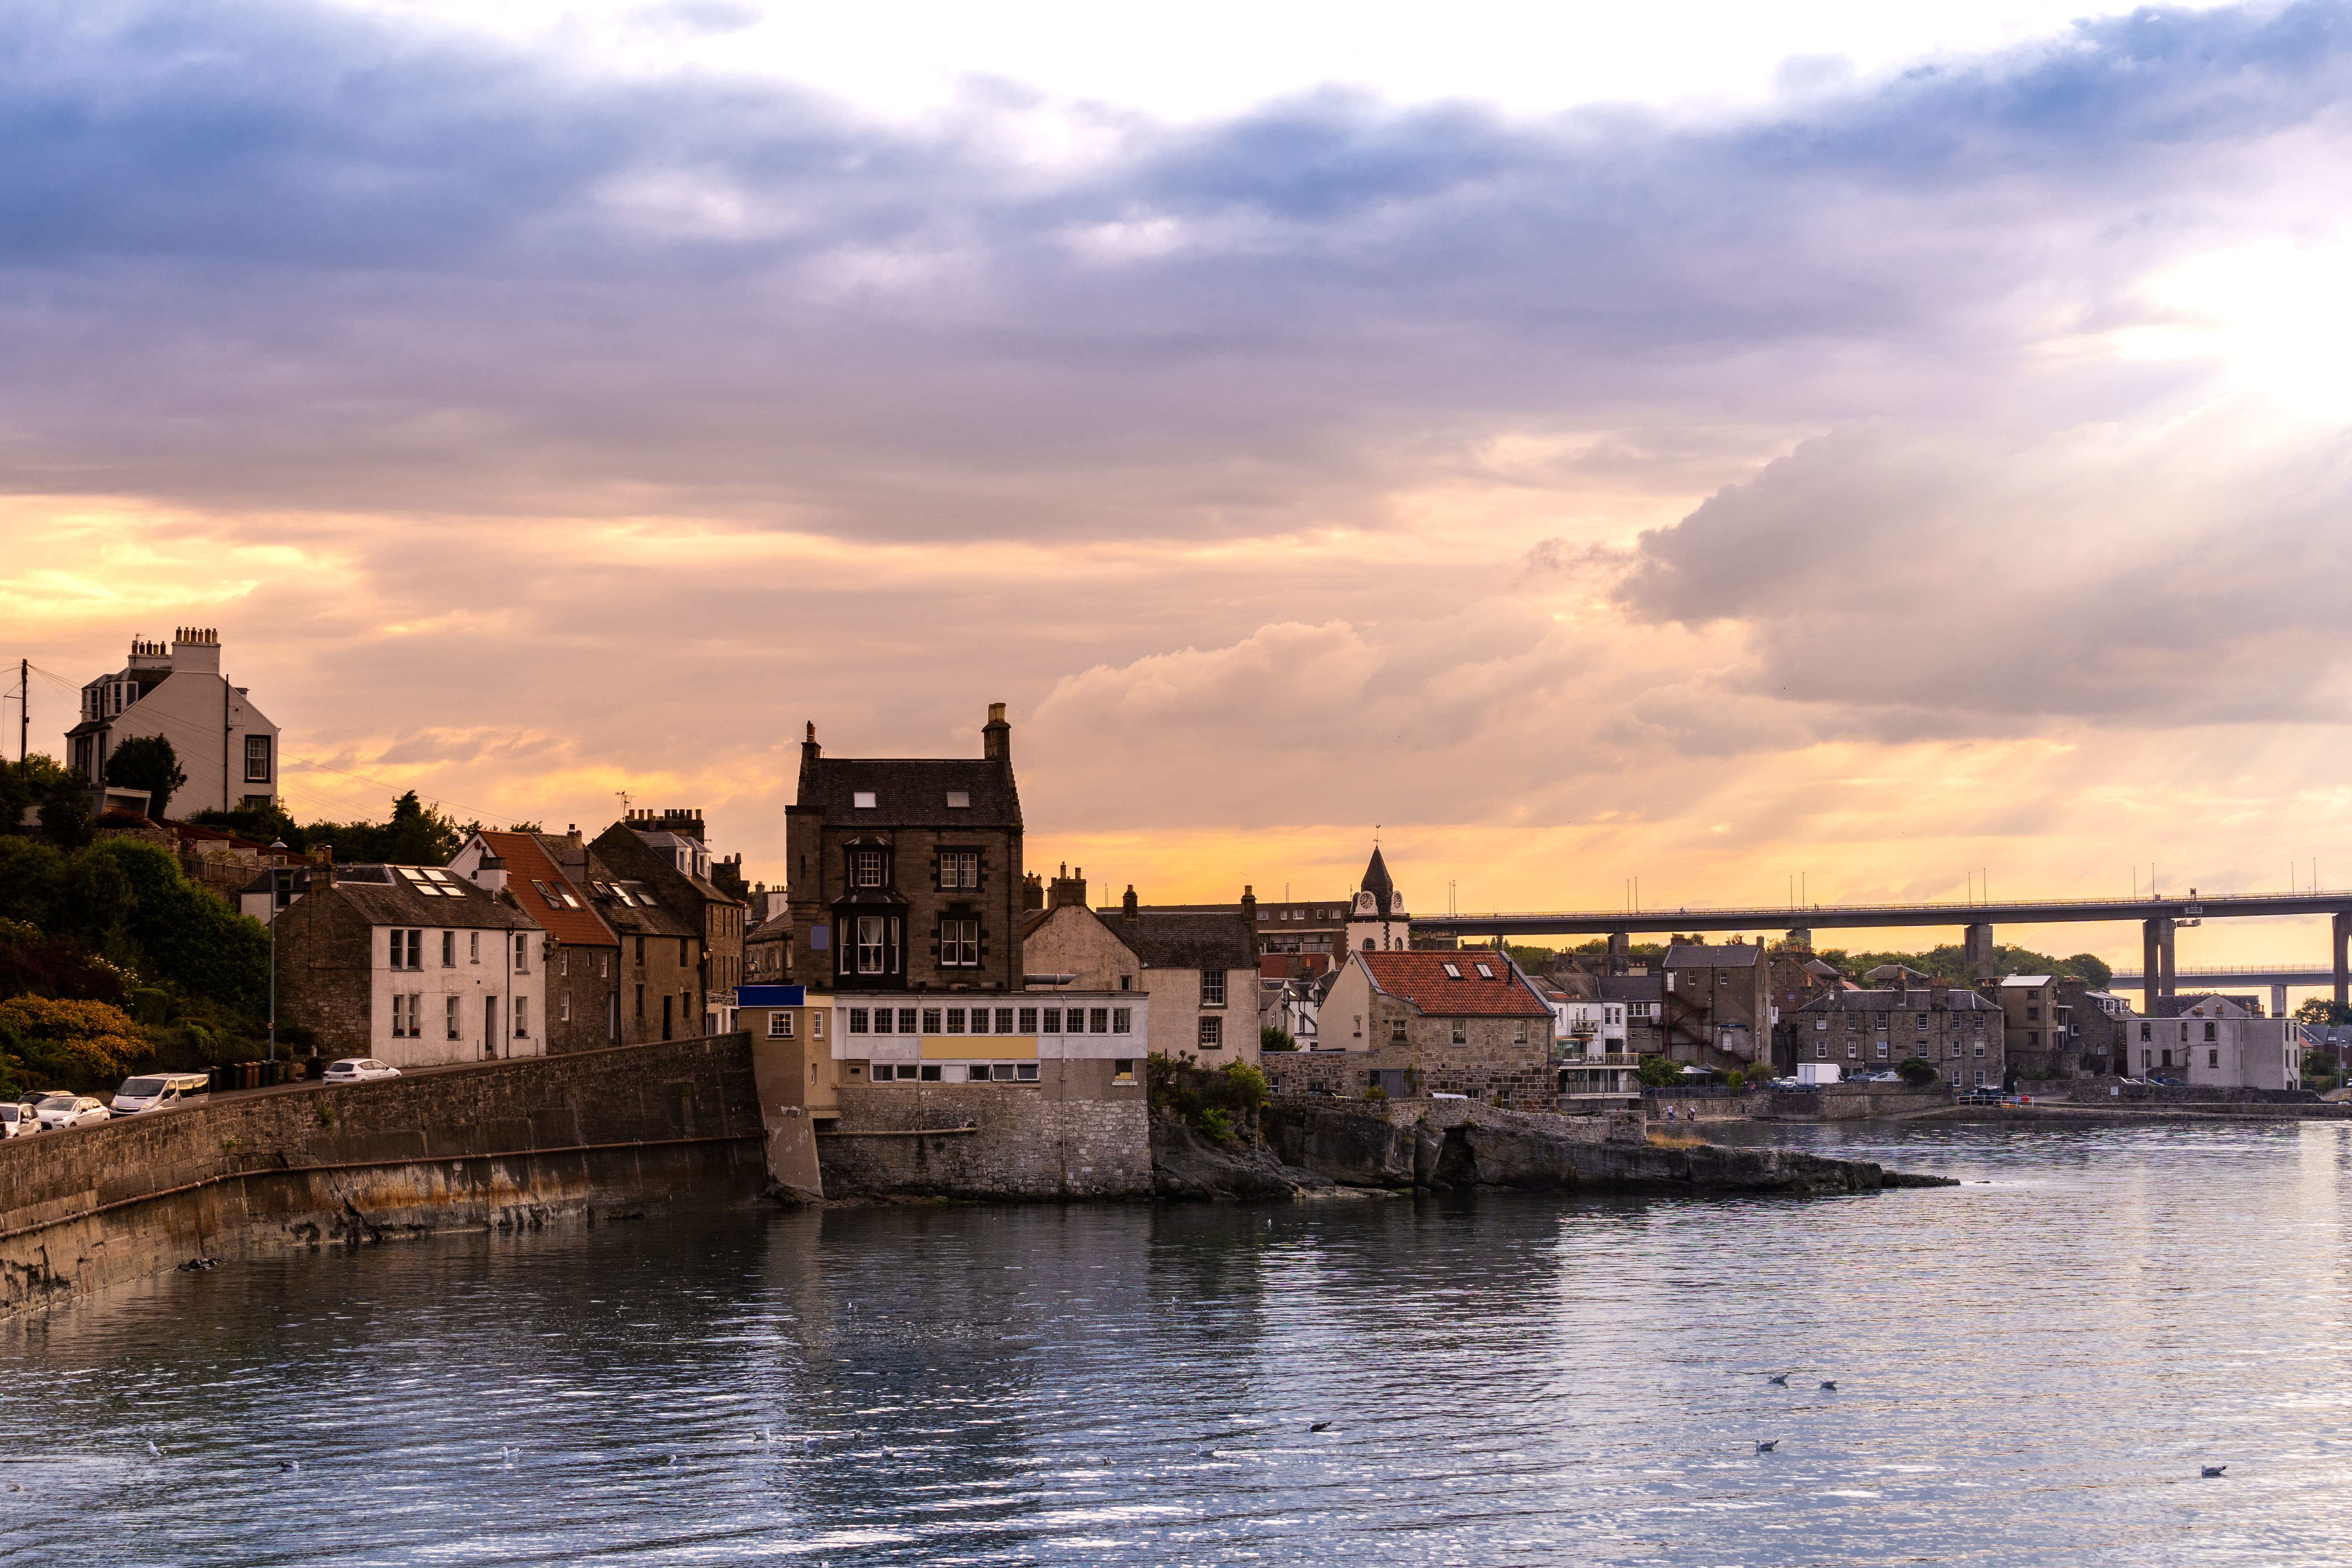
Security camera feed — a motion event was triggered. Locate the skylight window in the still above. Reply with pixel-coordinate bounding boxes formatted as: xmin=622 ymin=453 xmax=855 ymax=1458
xmin=1475 ymin=963 xmax=1495 ymax=979
xmin=853 ymin=791 xmax=877 ymax=809
xmin=1441 ymin=962 xmax=1462 ymax=979
xmin=396 ymin=867 xmax=460 ymax=897
xmin=946 ymin=791 xmax=969 ymax=808
xmin=531 ymin=878 xmax=563 ymax=909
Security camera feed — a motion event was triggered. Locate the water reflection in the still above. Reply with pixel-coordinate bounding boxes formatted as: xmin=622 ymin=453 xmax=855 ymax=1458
xmin=4 ymin=1122 xmax=2351 ymax=1564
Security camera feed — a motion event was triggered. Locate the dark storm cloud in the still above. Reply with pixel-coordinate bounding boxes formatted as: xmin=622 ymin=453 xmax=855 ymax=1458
xmin=1 ymin=0 xmax=2348 ymax=533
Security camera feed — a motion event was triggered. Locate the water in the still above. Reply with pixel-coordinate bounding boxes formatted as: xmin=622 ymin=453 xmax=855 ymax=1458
xmin=4 ymin=1120 xmax=2350 ymax=1565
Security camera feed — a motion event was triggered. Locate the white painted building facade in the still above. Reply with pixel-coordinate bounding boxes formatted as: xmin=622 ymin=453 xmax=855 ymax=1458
xmin=65 ymin=628 xmax=279 ymax=816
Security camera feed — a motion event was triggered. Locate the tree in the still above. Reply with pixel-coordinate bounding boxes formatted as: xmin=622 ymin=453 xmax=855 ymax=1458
xmin=0 ymin=995 xmax=147 ymax=1091
xmin=1896 ymin=1056 xmax=1942 ymax=1087
xmin=103 ymin=735 xmax=187 ymax=820
xmin=1635 ymin=1054 xmax=1681 ymax=1087
xmin=82 ymin=840 xmax=269 ymax=1018
xmin=2295 ymin=998 xmax=2352 ymax=1027
xmin=1260 ymin=1025 xmax=1298 ymax=1053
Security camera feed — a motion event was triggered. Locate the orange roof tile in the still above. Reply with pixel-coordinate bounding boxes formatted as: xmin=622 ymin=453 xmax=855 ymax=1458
xmin=477 ymin=831 xmax=618 ymax=949
xmin=1360 ymin=950 xmax=1549 ymax=1018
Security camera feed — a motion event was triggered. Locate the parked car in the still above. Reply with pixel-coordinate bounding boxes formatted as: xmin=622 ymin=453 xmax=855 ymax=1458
xmin=34 ymin=1093 xmax=112 ymax=1131
xmin=0 ymin=1104 xmax=32 ymax=1139
xmin=110 ymin=1072 xmax=212 ymax=1115
xmin=322 ymin=1059 xmax=401 ymax=1083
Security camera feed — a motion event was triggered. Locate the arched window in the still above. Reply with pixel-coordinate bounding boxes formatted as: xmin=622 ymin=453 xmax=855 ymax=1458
xmin=1362 ymin=937 xmax=1374 ymax=951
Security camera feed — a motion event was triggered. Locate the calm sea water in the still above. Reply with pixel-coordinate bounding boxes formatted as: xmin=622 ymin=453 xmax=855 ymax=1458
xmin=4 ymin=1120 xmax=2350 ymax=1565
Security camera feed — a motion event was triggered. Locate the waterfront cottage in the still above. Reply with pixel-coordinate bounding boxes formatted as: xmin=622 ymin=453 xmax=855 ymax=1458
xmin=451 ymin=829 xmax=622 ymax=1054
xmin=269 ymin=857 xmax=548 ymax=1068
xmin=1022 ymin=870 xmax=1261 ymax=1065
xmin=1318 ymin=949 xmax=1555 ymax=1107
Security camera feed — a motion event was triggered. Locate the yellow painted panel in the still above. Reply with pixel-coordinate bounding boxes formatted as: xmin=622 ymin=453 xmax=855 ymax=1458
xmin=922 ymin=1035 xmax=1038 ymax=1060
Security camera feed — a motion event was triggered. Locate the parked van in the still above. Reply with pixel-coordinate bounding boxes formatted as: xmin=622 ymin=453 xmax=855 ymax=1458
xmin=110 ymin=1072 xmax=212 ymax=1115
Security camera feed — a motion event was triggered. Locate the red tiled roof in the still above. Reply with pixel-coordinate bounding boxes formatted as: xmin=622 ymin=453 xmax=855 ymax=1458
xmin=476 ymin=831 xmax=617 ymax=949
xmin=1359 ymin=951 xmax=1549 ymax=1017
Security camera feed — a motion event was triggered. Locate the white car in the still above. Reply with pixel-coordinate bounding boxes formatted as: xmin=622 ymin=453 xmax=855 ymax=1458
xmin=0 ymin=1104 xmax=33 ymax=1139
xmin=322 ymin=1059 xmax=401 ymax=1083
xmin=35 ymin=1094 xmax=112 ymax=1131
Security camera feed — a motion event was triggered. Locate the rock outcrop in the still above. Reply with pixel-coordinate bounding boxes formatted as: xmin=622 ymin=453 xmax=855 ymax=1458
xmin=1255 ymin=1101 xmax=1956 ymax=1197
xmin=1151 ymin=1119 xmax=1334 ymax=1200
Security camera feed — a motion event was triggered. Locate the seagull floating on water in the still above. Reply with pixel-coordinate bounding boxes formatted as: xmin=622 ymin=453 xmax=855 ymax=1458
xmin=145 ymin=1440 xmax=161 ymax=1457
xmin=1766 ymin=1374 xmax=1789 ymax=1386
xmin=1819 ymin=1381 xmax=1837 ymax=1392
xmin=1756 ymin=1441 xmax=1777 ymax=1453
xmin=2203 ymin=1465 xmax=2227 ymax=1478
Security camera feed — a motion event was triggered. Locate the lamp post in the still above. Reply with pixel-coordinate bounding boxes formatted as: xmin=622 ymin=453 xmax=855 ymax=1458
xmin=267 ymin=839 xmax=288 ymax=1069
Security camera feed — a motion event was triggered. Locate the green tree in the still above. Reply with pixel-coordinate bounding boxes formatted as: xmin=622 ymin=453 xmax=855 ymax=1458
xmin=1896 ymin=1056 xmax=1942 ymax=1087
xmin=1260 ymin=1024 xmax=1298 ymax=1053
xmin=2295 ymin=998 xmax=2352 ymax=1027
xmin=103 ymin=735 xmax=187 ymax=820
xmin=83 ymin=840 xmax=269 ymax=1017
xmin=1635 ymin=1054 xmax=1681 ymax=1087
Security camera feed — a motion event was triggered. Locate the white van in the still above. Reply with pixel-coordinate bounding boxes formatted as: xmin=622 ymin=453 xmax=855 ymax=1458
xmin=110 ymin=1072 xmax=213 ymax=1115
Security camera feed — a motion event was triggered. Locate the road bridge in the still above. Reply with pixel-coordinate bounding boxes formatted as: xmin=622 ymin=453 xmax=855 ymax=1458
xmin=1413 ymin=892 xmax=2352 ymax=1016
xmin=2109 ymin=966 xmax=2336 ymax=1019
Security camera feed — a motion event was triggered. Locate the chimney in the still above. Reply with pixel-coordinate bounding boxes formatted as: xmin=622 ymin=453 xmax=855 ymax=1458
xmin=799 ymin=720 xmax=822 ymax=798
xmin=311 ymin=843 xmax=335 ymax=887
xmin=472 ymin=849 xmax=507 ymax=896
xmin=567 ymin=824 xmax=582 ymax=850
xmin=1023 ymin=871 xmax=1044 ymax=911
xmin=1122 ymin=884 xmax=1138 ymax=924
xmin=1241 ymin=884 xmax=1257 ymax=924
xmin=1049 ymin=862 xmax=1088 ymax=910
xmin=982 ymin=701 xmax=1011 ymax=768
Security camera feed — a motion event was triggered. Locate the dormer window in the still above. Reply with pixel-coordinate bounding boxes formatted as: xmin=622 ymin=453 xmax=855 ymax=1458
xmin=853 ymin=791 xmax=877 ymax=809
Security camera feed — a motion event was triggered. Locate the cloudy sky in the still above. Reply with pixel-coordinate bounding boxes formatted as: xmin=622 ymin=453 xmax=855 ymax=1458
xmin=8 ymin=0 xmax=2352 ymax=973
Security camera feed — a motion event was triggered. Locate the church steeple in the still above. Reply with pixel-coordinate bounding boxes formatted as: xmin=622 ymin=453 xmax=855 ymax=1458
xmin=1347 ymin=841 xmax=1406 ymax=951
xmin=1359 ymin=846 xmax=1397 ymax=912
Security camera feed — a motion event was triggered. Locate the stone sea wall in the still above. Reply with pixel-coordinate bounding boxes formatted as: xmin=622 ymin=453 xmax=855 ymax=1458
xmin=817 ymin=1080 xmax=1151 ymax=1200
xmin=0 ymin=1034 xmax=767 ymax=1316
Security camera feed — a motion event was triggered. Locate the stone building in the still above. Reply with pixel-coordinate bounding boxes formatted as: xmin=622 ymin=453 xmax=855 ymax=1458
xmin=64 ymin=628 xmax=279 ymax=817
xmin=593 ymin=809 xmax=747 ymax=1038
xmin=1793 ymin=967 xmax=2004 ymax=1088
xmin=270 ymin=859 xmax=547 ymax=1067
xmin=1603 ymin=973 xmax=1666 ymax=1058
xmin=2123 ymin=996 xmax=2299 ymax=1087
xmin=580 ymin=862 xmax=704 ymax=1044
xmin=1662 ymin=942 xmax=1772 ymax=1065
xmin=1996 ymin=973 xmax=2132 ymax=1078
xmin=1020 ymin=869 xmax=1262 ymax=1065
xmin=744 ymin=890 xmax=793 ymax=984
xmin=784 ymin=705 xmax=1025 ymax=1001
xmin=450 ymin=829 xmax=621 ymax=1054
xmin=1317 ymin=949 xmax=1555 ymax=1107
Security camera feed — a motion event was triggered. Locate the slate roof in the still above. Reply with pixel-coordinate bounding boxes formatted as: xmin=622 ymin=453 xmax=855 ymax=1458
xmin=1796 ymin=987 xmax=1999 ymax=1013
xmin=1359 ymin=951 xmax=1550 ymax=1018
xmin=1098 ymin=909 xmax=1254 ymax=971
xmin=475 ymin=831 xmax=617 ymax=949
xmin=748 ymin=910 xmax=794 ymax=943
xmin=1664 ymin=944 xmax=1762 ymax=967
xmin=1359 ymin=846 xmax=1396 ymax=904
xmin=324 ymin=866 xmax=543 ymax=931
xmin=798 ymin=756 xmax=1021 ymax=828
xmin=1598 ymin=975 xmax=1663 ymax=1002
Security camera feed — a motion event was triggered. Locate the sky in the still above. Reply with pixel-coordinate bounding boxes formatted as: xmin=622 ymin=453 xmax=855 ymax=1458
xmin=5 ymin=0 xmax=2352 ymax=980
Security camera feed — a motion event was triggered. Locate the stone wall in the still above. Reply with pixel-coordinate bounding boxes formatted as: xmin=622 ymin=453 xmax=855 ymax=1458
xmin=1769 ymin=1083 xmax=1954 ymax=1120
xmin=817 ymin=1069 xmax=1149 ymax=1200
xmin=0 ymin=1033 xmax=765 ymax=1316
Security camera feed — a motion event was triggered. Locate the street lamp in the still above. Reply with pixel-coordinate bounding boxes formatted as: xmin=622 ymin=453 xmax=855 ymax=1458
xmin=266 ymin=839 xmax=289 ymax=1070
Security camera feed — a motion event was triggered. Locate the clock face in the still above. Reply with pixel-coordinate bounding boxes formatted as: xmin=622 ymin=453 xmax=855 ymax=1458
xmin=1354 ymin=892 xmax=1375 ymax=914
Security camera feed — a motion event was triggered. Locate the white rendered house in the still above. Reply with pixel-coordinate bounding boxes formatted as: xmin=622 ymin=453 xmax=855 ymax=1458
xmin=65 ymin=628 xmax=279 ymax=816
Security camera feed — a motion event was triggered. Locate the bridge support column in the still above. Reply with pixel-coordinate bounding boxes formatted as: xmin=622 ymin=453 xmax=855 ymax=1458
xmin=2273 ymin=983 xmax=2290 ymax=1019
xmin=2142 ymin=919 xmax=2171 ymax=1017
xmin=2335 ymin=913 xmax=2350 ymax=1009
xmin=1786 ymin=927 xmax=1812 ymax=950
xmin=1607 ymin=931 xmax=1629 ymax=976
xmin=1964 ymin=923 xmax=1996 ymax=980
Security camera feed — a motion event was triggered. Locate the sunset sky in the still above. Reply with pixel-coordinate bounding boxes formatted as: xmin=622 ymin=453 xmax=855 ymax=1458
xmin=8 ymin=0 xmax=2352 ymax=977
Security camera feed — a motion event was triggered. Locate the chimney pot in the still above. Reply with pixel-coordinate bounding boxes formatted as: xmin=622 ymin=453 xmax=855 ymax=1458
xmin=1122 ymin=885 xmax=1138 ymax=924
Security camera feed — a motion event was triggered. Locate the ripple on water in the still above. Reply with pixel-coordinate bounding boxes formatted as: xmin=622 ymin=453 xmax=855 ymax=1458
xmin=0 ymin=1121 xmax=2347 ymax=1563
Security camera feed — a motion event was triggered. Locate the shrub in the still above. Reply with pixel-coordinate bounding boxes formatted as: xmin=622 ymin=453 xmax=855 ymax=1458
xmin=1722 ymin=1068 xmax=1747 ymax=1092
xmin=0 ymin=995 xmax=148 ymax=1088
xmin=1149 ymin=1054 xmax=1270 ymax=1139
xmin=83 ymin=840 xmax=269 ymax=1018
xmin=1197 ymin=1107 xmax=1236 ymax=1142
xmin=1260 ymin=1025 xmax=1298 ymax=1053
xmin=1635 ymin=1054 xmax=1681 ymax=1088
xmin=1896 ymin=1056 xmax=1942 ymax=1087
xmin=1364 ymin=1085 xmax=1388 ymax=1102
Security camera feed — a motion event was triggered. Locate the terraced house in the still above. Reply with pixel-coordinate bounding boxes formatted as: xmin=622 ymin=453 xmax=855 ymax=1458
xmin=1792 ymin=965 xmax=2005 ymax=1089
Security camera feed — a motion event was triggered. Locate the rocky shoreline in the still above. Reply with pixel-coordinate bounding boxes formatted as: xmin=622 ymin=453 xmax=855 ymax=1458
xmin=1153 ymin=1100 xmax=1957 ymax=1201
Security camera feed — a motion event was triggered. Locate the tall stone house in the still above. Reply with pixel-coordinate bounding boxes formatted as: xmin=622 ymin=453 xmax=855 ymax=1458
xmin=1793 ymin=965 xmax=2004 ymax=1088
xmin=584 ymin=864 xmax=704 ymax=1044
xmin=1316 ymin=949 xmax=1555 ymax=1107
xmin=1661 ymin=942 xmax=1773 ymax=1065
xmin=744 ymin=889 xmax=793 ymax=984
xmin=270 ymin=859 xmax=546 ymax=1067
xmin=784 ymin=705 xmax=1025 ymax=1000
xmin=593 ymin=809 xmax=747 ymax=1039
xmin=451 ymin=829 xmax=621 ymax=1054
xmin=65 ymin=628 xmax=279 ymax=816
xmin=1022 ymin=869 xmax=1261 ymax=1065
xmin=1997 ymin=973 xmax=2131 ymax=1078
xmin=1603 ymin=973 xmax=1666 ymax=1058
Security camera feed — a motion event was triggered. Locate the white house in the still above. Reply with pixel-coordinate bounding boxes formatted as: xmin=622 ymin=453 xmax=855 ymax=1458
xmin=65 ymin=628 xmax=279 ymax=816
xmin=829 ymin=991 xmax=1150 ymax=1088
xmin=2129 ymin=997 xmax=2301 ymax=1090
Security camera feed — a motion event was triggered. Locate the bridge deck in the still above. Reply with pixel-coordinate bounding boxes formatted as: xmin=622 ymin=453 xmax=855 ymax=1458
xmin=1419 ymin=891 xmax=2352 ymax=936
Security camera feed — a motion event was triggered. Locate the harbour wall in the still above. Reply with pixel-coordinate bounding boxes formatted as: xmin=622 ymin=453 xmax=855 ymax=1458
xmin=0 ymin=1034 xmax=767 ymax=1317
xmin=816 ymin=1080 xmax=1151 ymax=1200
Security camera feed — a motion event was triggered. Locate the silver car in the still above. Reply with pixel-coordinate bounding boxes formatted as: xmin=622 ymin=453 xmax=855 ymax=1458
xmin=35 ymin=1094 xmax=111 ymax=1131
xmin=322 ymin=1059 xmax=401 ymax=1083
xmin=0 ymin=1104 xmax=33 ymax=1139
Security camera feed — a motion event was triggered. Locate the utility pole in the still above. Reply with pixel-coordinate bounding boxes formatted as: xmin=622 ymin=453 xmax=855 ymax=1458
xmin=17 ymin=658 xmax=25 ymax=766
